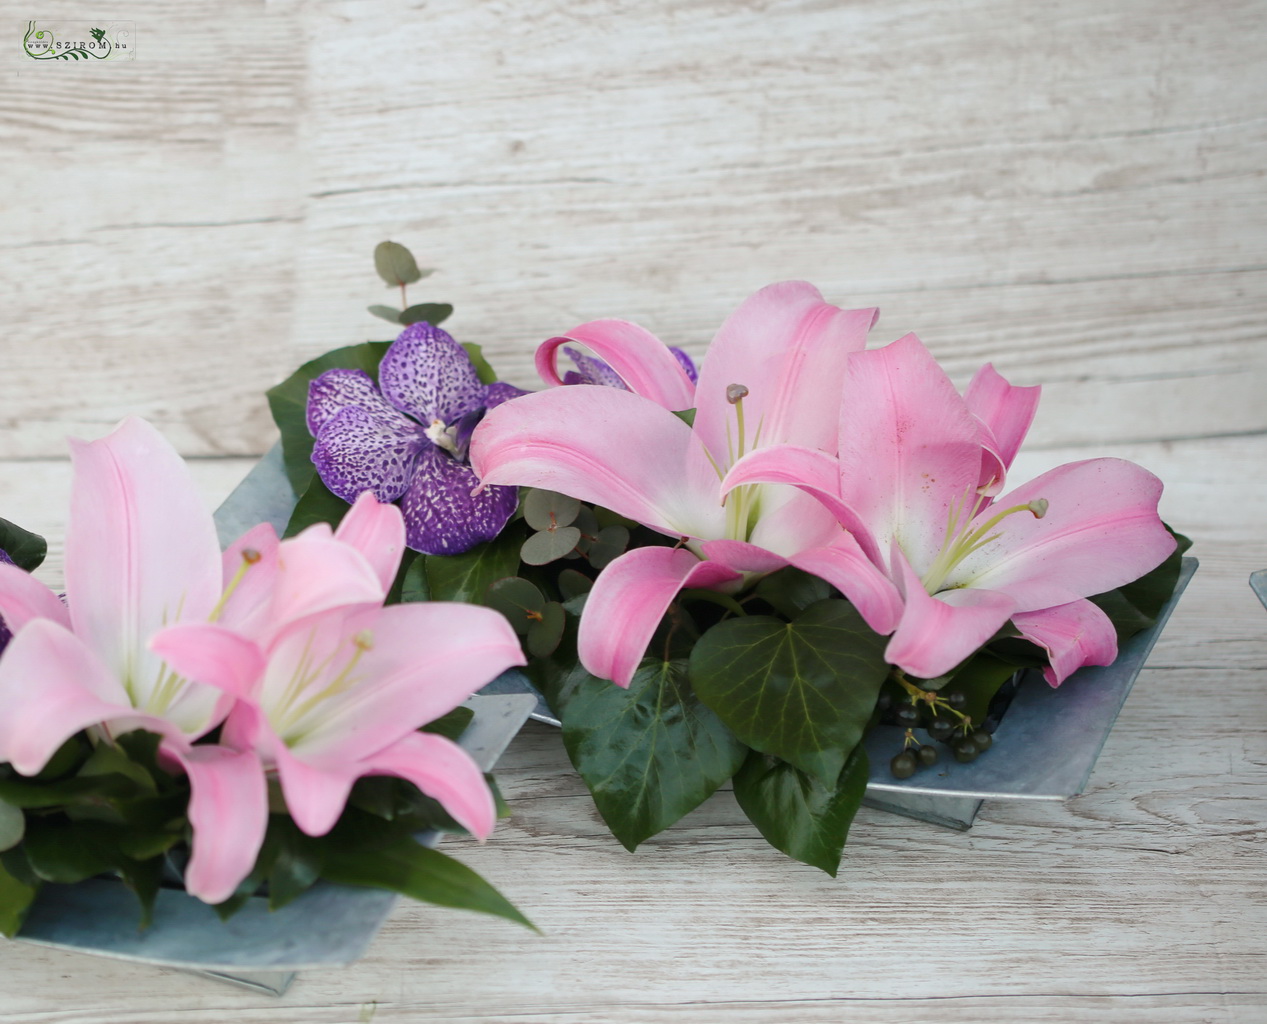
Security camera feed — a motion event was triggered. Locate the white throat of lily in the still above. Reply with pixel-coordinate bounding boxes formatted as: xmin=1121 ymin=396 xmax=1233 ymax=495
xmin=127 ymin=548 xmax=261 ymax=723
xmin=269 ymin=627 xmax=374 ymax=747
xmin=919 ymin=493 xmax=1049 ymax=595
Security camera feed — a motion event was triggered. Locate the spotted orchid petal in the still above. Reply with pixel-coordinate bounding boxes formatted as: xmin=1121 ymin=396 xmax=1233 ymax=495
xmin=1012 ymin=599 xmax=1119 ymax=686
xmin=307 ymin=368 xmax=408 ymax=437
xmin=378 ymin=322 xmax=485 ymax=425
xmin=691 ymin=282 xmax=877 ymax=464
xmin=578 ymin=546 xmax=742 ymax=686
xmin=399 ymin=446 xmax=519 ymax=555
xmin=482 ymin=381 xmax=531 ymax=410
xmin=65 ymin=416 xmax=224 ymax=709
xmin=946 ymin=458 xmax=1176 ymax=612
xmin=176 ymin=743 xmax=268 ymax=905
xmin=472 ymin=385 xmax=723 ymax=540
xmin=536 ymin=321 xmax=697 ymax=409
xmin=311 ymin=405 xmax=424 ymax=504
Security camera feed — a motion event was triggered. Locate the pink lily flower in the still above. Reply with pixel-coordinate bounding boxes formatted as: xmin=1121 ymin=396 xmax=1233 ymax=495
xmin=152 ymin=580 xmax=526 ymax=903
xmin=722 ymin=333 xmax=1177 ymax=684
xmin=0 ymin=417 xmax=397 ymax=903
xmin=471 ymin=281 xmax=900 ymax=686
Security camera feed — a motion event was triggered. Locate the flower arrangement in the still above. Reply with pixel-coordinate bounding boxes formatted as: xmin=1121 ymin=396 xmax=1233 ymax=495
xmin=265 ymin=242 xmax=1190 ymax=875
xmin=0 ymin=416 xmax=532 ymax=937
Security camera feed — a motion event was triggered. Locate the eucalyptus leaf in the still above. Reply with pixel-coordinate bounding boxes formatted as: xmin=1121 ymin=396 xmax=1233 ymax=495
xmin=485 ymin=577 xmax=546 ymax=635
xmin=557 ymin=658 xmax=747 ymax=851
xmin=526 ymin=602 xmax=566 ymax=658
xmin=374 ymin=241 xmax=425 ymax=287
xmin=523 ymin=489 xmax=581 ymax=531
xmin=0 ymin=857 xmax=37 ymax=938
xmin=733 ymin=744 xmax=869 ymax=876
xmin=400 ymin=303 xmax=453 ymax=327
xmin=521 ymin=526 xmax=581 ymax=565
xmin=367 ymin=304 xmax=403 ymax=324
xmin=0 ymin=516 xmax=46 ymax=572
xmin=0 ymin=801 xmax=24 ymax=852
xmin=689 ymin=599 xmax=889 ymax=786
xmin=586 ymin=525 xmax=629 ymax=569
xmin=266 ymin=340 xmax=391 ymax=495
xmin=557 ymin=568 xmax=594 ymax=601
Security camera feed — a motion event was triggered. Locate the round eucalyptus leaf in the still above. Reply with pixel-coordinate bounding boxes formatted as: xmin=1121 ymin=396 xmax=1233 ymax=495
xmin=485 ymin=577 xmax=546 ymax=635
xmin=522 ymin=489 xmax=582 ymax=531
xmin=520 ymin=526 xmax=582 ymax=565
xmin=367 ymin=304 xmax=403 ymax=324
xmin=0 ymin=801 xmax=24 ymax=852
xmin=527 ymin=601 xmax=567 ymax=658
xmin=374 ymin=241 xmax=425 ymax=287
xmin=586 ymin=525 xmax=630 ymax=569
xmin=399 ymin=303 xmax=454 ymax=326
xmin=557 ymin=568 xmax=594 ymax=601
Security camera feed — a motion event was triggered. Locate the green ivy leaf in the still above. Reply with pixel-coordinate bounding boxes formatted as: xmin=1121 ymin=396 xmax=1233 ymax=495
xmin=0 ymin=517 xmax=46 ymax=572
xmin=400 ymin=303 xmax=454 ymax=327
xmin=558 ymin=658 xmax=747 ymax=851
xmin=373 ymin=241 xmax=427 ymax=287
xmin=462 ymin=342 xmax=497 ymax=385
xmin=321 ymin=836 xmax=534 ymax=930
xmin=732 ymin=744 xmax=869 ymax=876
xmin=689 ymin=599 xmax=889 ymax=786
xmin=0 ymin=856 xmax=37 ymax=938
xmin=751 ymin=567 xmax=832 ymax=619
xmin=266 ymin=340 xmax=391 ymax=495
xmin=417 ymin=528 xmax=525 ymax=604
xmin=284 ymin=473 xmax=352 ymax=538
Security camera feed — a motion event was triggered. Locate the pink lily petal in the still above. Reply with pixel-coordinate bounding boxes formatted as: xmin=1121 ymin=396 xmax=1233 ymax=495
xmin=721 ymin=445 xmax=884 ymax=565
xmin=745 ymin=486 xmax=842 ymax=558
xmin=471 ymin=385 xmax=723 ymax=540
xmin=266 ymin=531 xmax=389 ymax=627
xmin=536 ymin=320 xmax=697 ymax=410
xmin=0 ymin=563 xmax=72 ymax=633
xmin=265 ymin=603 xmax=525 ymax=763
xmin=0 ymin=620 xmax=168 ymax=774
xmin=333 ymin=491 xmax=407 ymax=591
xmin=577 ymin=546 xmax=742 ymax=687
xmin=173 ymin=743 xmax=267 ymax=905
xmin=149 ymin=623 xmax=266 ymax=700
xmin=964 ymin=363 xmax=1041 ymax=478
xmin=268 ymin=733 xmax=358 ymax=837
xmin=948 ymin=458 xmax=1177 ymax=612
xmin=786 ymin=537 xmax=905 ymax=636
xmin=691 ymin=282 xmax=877 ymax=466
xmin=884 ymin=552 xmax=1015 ymax=680
xmin=358 ymin=730 xmax=496 ymax=840
xmin=1012 ymin=599 xmax=1119 ymax=687
xmin=65 ymin=416 xmax=222 ymax=695
xmin=838 ymin=335 xmax=986 ymax=576
xmin=697 ymin=539 xmax=790 ymax=574
xmin=217 ymin=522 xmax=281 ymax=640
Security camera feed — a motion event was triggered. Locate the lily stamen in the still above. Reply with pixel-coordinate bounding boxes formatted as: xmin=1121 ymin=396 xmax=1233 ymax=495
xmin=922 ymin=495 xmax=1049 ymax=594
xmin=208 ymin=548 xmax=262 ymax=624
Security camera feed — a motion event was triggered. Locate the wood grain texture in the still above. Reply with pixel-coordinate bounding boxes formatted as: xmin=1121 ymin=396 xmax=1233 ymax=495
xmin=0 ymin=0 xmax=1264 ymax=1020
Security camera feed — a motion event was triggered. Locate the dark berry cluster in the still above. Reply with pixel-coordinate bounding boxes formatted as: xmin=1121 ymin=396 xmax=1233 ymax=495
xmin=876 ymin=685 xmax=996 ymax=779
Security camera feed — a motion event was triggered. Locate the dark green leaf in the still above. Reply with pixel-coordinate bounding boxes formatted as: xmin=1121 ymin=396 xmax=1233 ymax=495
xmin=689 ymin=599 xmax=889 ymax=786
xmin=266 ymin=340 xmax=391 ymax=495
xmin=485 ymin=577 xmax=546 ymax=635
xmin=374 ymin=241 xmax=426 ymax=287
xmin=1090 ymin=525 xmax=1190 ymax=639
xmin=521 ymin=526 xmax=581 ymax=565
xmin=321 ymin=839 xmax=534 ymax=929
xmin=462 ymin=342 xmax=497 ymax=385
xmin=558 ymin=658 xmax=747 ymax=851
xmin=284 ymin=474 xmax=351 ymax=538
xmin=671 ymin=408 xmax=697 ymax=427
xmin=265 ymin=818 xmax=323 ymax=911
xmin=400 ymin=555 xmax=430 ymax=603
xmin=78 ymin=740 xmax=158 ymax=795
xmin=930 ymin=650 xmax=1020 ymax=731
xmin=733 ymin=744 xmax=869 ymax=876
xmin=586 ymin=525 xmax=629 ymax=570
xmin=752 ymin=567 xmax=832 ymax=619
xmin=523 ymin=489 xmax=581 ymax=531
xmin=367 ymin=304 xmax=403 ymax=324
xmin=419 ymin=528 xmax=525 ymax=604
xmin=0 ymin=801 xmax=24 ymax=852
xmin=421 ymin=705 xmax=475 ymax=743
xmin=0 ymin=773 xmax=138 ymax=809
xmin=115 ymin=855 xmax=163 ymax=928
xmin=0 ymin=856 xmax=37 ymax=937
xmin=526 ymin=602 xmax=566 ymax=657
xmin=557 ymin=569 xmax=593 ymax=601
xmin=23 ymin=820 xmax=122 ymax=883
xmin=400 ymin=303 xmax=454 ymax=327
xmin=0 ymin=516 xmax=46 ymax=572
xmin=35 ymin=736 xmax=87 ymax=780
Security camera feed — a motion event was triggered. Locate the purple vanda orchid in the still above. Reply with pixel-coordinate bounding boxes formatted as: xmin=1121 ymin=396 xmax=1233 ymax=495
xmin=308 ymin=322 xmax=528 ymax=555
xmin=0 ymin=417 xmax=401 ymax=904
xmin=471 ymin=281 xmax=892 ymax=687
xmin=721 ymin=333 xmax=1177 ymax=684
xmin=152 ymin=574 xmax=526 ymax=903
